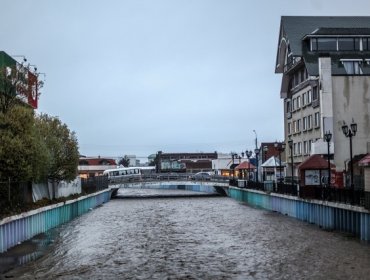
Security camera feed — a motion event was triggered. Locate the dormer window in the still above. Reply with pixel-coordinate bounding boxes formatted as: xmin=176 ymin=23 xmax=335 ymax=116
xmin=341 ymin=59 xmax=363 ymax=75
xmin=311 ymin=38 xmax=337 ymax=51
xmin=338 ymin=38 xmax=360 ymax=51
xmin=363 ymin=38 xmax=369 ymax=51
xmin=310 ymin=37 xmax=369 ymax=51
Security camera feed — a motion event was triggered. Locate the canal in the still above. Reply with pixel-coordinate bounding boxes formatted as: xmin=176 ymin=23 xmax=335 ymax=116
xmin=1 ymin=189 xmax=370 ymax=279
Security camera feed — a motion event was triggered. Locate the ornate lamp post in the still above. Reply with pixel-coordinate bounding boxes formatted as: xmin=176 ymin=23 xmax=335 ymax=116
xmin=246 ymin=150 xmax=253 ymax=180
xmin=263 ymin=145 xmax=268 ymax=181
xmin=342 ymin=120 xmax=357 ymax=191
xmin=288 ymin=137 xmax=294 ymax=188
xmin=231 ymin=153 xmax=237 ymax=178
xmin=324 ymin=131 xmax=332 ymax=188
xmin=254 ymin=148 xmax=260 ymax=182
xmin=274 ymin=141 xmax=286 ymax=183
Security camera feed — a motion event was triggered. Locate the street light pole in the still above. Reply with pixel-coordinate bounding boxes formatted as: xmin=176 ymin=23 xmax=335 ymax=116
xmin=246 ymin=150 xmax=252 ymax=181
xmin=342 ymin=120 xmax=357 ymax=192
xmin=288 ymin=137 xmax=294 ymax=188
xmin=254 ymin=148 xmax=260 ymax=182
xmin=324 ymin=131 xmax=332 ymax=188
xmin=274 ymin=141 xmax=286 ymax=184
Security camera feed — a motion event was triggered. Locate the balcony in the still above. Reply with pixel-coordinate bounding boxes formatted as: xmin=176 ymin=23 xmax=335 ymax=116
xmin=284 ymin=56 xmax=302 ymax=74
xmin=312 ymin=99 xmax=320 ymax=108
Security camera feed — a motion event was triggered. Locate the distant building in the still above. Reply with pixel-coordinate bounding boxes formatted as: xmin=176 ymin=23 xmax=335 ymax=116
xmin=78 ymin=157 xmax=117 ymax=178
xmin=156 ymin=151 xmax=217 ymax=173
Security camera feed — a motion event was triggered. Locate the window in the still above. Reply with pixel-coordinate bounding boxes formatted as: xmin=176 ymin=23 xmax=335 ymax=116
xmin=308 ymin=115 xmax=313 ymax=129
xmin=297 ymin=119 xmax=301 ymax=132
xmin=298 ymin=142 xmax=302 ymax=155
xmin=363 ymin=38 xmax=369 ymax=51
xmin=297 ymin=96 xmax=301 ymax=109
xmin=286 ymin=100 xmax=291 ymax=113
xmin=342 ymin=60 xmax=363 ymax=75
xmin=309 ymin=140 xmax=313 ymax=153
xmin=338 ymin=38 xmax=360 ymax=51
xmin=303 ymin=141 xmax=308 ymax=154
xmin=293 ymin=143 xmax=297 ymax=155
xmin=300 ymin=68 xmax=305 ymax=83
xmin=288 ymin=122 xmax=291 ymax=134
xmin=293 ymin=120 xmax=297 ymax=133
xmin=317 ymin=38 xmax=337 ymax=51
xmin=314 ymin=112 xmax=320 ymax=127
xmin=302 ymin=93 xmax=306 ymax=106
xmin=303 ymin=117 xmax=307 ymax=131
xmin=292 ymin=98 xmax=296 ymax=111
xmin=307 ymin=90 xmax=312 ymax=104
xmin=312 ymin=86 xmax=318 ymax=100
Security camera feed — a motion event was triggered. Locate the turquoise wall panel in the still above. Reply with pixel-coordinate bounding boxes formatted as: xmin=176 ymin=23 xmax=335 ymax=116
xmin=0 ymin=190 xmax=111 ymax=253
xmin=228 ymin=187 xmax=370 ymax=242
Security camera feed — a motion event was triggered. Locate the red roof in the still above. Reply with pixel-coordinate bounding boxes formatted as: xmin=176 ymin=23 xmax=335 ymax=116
xmin=79 ymin=157 xmax=116 ymax=166
xmin=298 ymin=154 xmax=335 ymax=170
xmin=359 ymin=154 xmax=370 ymax=167
xmin=235 ymin=161 xmax=256 ymax=170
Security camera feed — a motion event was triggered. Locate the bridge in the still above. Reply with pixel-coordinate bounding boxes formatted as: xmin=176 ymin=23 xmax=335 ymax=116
xmin=108 ymin=173 xmax=230 ymax=197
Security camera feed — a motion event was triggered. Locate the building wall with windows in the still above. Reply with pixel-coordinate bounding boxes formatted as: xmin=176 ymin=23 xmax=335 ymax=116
xmin=332 ymin=75 xmax=370 ymax=170
xmin=275 ymin=16 xmax=370 ymax=178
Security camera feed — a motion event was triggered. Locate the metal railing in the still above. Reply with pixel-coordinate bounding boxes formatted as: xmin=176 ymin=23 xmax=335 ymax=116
xmin=230 ymin=179 xmax=367 ymax=207
xmin=81 ymin=176 xmax=109 ymax=194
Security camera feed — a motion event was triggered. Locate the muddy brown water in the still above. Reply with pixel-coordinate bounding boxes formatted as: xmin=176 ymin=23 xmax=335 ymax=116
xmin=1 ymin=189 xmax=369 ymax=279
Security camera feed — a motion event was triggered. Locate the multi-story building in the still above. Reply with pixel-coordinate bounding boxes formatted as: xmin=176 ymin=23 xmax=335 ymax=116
xmin=156 ymin=151 xmax=217 ymax=173
xmin=275 ymin=16 xmax=370 ymax=184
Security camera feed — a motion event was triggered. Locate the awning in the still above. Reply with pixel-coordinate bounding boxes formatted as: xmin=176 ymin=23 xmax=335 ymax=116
xmin=359 ymin=154 xmax=370 ymax=167
xmin=235 ymin=161 xmax=255 ymax=170
xmin=298 ymin=154 xmax=335 ymax=170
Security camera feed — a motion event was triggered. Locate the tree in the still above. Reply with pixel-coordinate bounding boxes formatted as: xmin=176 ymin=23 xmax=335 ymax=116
xmin=35 ymin=114 xmax=79 ymax=181
xmin=0 ymin=105 xmax=49 ymax=182
xmin=118 ymin=155 xmax=130 ymax=167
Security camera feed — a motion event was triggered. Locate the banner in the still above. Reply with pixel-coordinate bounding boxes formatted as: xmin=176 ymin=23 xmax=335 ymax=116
xmin=27 ymin=70 xmax=38 ymax=109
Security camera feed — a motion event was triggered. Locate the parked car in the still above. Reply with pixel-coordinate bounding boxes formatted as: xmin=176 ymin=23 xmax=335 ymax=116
xmin=191 ymin=172 xmax=212 ymax=181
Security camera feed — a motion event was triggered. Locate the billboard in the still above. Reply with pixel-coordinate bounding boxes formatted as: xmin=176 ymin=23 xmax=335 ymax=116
xmin=0 ymin=51 xmax=39 ymax=109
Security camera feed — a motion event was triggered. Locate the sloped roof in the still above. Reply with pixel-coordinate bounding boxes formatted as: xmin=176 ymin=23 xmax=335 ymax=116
xmin=298 ymin=154 xmax=335 ymax=170
xmin=280 ymin=16 xmax=370 ymax=56
xmin=261 ymin=156 xmax=285 ymax=168
xmin=276 ymin=16 xmax=370 ymax=76
xmin=79 ymin=157 xmax=116 ymax=166
xmin=235 ymin=161 xmax=255 ymax=170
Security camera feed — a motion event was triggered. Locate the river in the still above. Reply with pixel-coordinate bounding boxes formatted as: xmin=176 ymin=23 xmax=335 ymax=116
xmin=1 ymin=189 xmax=369 ymax=279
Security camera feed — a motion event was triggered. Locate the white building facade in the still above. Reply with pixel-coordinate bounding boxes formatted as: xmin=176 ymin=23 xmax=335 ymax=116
xmin=275 ymin=16 xmax=370 ymax=184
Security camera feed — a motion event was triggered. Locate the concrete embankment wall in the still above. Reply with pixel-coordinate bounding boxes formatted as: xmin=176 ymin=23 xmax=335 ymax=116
xmin=0 ymin=189 xmax=111 ymax=253
xmin=229 ymin=187 xmax=370 ymax=242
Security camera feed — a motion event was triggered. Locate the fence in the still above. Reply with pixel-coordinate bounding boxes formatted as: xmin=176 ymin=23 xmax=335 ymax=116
xmin=230 ymin=179 xmax=368 ymax=208
xmin=81 ymin=176 xmax=109 ymax=194
xmin=0 ymin=180 xmax=33 ymax=219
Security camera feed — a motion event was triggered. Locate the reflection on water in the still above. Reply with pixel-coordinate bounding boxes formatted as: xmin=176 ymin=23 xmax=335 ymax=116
xmin=1 ymin=190 xmax=370 ymax=279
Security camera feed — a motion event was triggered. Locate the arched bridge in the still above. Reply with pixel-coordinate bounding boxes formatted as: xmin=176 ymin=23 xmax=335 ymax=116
xmin=108 ymin=173 xmax=230 ymax=197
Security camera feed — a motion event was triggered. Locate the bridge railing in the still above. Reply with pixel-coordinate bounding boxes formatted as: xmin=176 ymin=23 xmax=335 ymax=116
xmin=109 ymin=173 xmax=230 ymax=185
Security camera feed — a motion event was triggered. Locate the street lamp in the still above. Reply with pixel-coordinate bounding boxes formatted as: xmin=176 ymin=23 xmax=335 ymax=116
xmin=288 ymin=137 xmax=294 ymax=188
xmin=254 ymin=148 xmax=260 ymax=182
xmin=324 ymin=131 xmax=332 ymax=188
xmin=263 ymin=146 xmax=268 ymax=181
xmin=246 ymin=150 xmax=253 ymax=180
xmin=342 ymin=120 xmax=357 ymax=191
xmin=274 ymin=141 xmax=286 ymax=183
xmin=231 ymin=153 xmax=237 ymax=178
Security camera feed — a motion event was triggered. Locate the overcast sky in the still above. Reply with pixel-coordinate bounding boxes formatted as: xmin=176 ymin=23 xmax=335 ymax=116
xmin=1 ymin=0 xmax=369 ymax=161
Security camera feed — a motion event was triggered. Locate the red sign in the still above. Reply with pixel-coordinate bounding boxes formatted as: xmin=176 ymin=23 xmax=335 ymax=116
xmin=27 ymin=71 xmax=38 ymax=109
